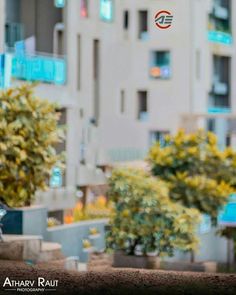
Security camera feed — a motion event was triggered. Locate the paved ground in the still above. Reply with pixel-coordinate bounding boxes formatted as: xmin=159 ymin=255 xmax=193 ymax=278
xmin=0 ymin=260 xmax=236 ymax=295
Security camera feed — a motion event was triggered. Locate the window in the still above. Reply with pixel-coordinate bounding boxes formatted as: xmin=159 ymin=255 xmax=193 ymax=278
xmin=81 ymin=0 xmax=89 ymax=18
xmin=138 ymin=10 xmax=148 ymax=40
xmin=52 ymin=108 xmax=67 ymax=186
xmin=93 ymin=40 xmax=100 ymax=125
xmin=137 ymin=91 xmax=148 ymax=121
xmin=123 ymin=10 xmax=129 ymax=30
xmin=77 ymin=35 xmax=81 ymax=90
xmin=150 ymin=51 xmax=171 ymax=79
xmin=54 ymin=23 xmax=64 ymax=55
xmin=211 ymin=55 xmax=230 ymax=107
xmin=54 ymin=0 xmax=66 ymax=8
xmin=209 ymin=0 xmax=231 ymax=34
xmin=120 ymin=90 xmax=125 ymax=113
xmin=100 ymin=0 xmax=114 ymax=22
xmin=149 ymin=131 xmax=169 ymax=147
xmin=196 ymin=50 xmax=201 ymax=80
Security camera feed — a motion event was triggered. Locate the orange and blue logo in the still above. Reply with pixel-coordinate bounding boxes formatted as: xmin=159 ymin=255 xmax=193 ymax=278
xmin=155 ymin=10 xmax=173 ymax=29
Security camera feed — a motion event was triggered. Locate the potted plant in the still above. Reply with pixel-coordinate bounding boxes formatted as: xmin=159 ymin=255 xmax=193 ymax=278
xmin=82 ymin=239 xmax=94 ymax=253
xmin=0 ymin=84 xmax=64 ymax=235
xmin=89 ymin=227 xmax=100 ymax=239
xmin=107 ymin=168 xmax=200 ymax=269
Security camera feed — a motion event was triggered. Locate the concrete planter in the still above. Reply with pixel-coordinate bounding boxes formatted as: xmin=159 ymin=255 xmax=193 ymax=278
xmin=113 ymin=251 xmax=161 ymax=269
xmin=162 ymin=260 xmax=217 ymax=273
xmin=46 ymin=219 xmax=108 ymax=262
xmin=2 ymin=206 xmax=47 ymax=236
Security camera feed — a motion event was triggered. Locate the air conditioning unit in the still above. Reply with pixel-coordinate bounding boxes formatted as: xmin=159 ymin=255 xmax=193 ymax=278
xmin=213 ymin=81 xmax=228 ymax=95
xmin=213 ymin=5 xmax=228 ymax=20
xmin=139 ymin=112 xmax=149 ymax=122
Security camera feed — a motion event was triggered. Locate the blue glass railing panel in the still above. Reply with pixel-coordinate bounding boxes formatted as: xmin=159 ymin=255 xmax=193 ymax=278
xmin=11 ymin=54 xmax=66 ymax=85
xmin=208 ymin=107 xmax=231 ymax=114
xmin=208 ymin=30 xmax=233 ymax=45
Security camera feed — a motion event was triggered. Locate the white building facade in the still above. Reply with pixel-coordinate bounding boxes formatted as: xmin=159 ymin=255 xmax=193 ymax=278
xmin=0 ymin=0 xmax=236 ymax=190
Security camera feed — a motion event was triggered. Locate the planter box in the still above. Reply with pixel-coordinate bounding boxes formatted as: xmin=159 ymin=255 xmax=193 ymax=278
xmin=2 ymin=206 xmax=47 ymax=237
xmin=46 ymin=219 xmax=108 ymax=262
xmin=113 ymin=251 xmax=160 ymax=269
xmin=162 ymin=261 xmax=217 ymax=273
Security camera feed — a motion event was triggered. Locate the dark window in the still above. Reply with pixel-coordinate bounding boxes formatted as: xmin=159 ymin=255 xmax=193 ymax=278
xmin=93 ymin=39 xmax=100 ymax=125
xmin=150 ymin=51 xmax=171 ymax=79
xmin=138 ymin=10 xmax=148 ymax=39
xmin=123 ymin=10 xmax=129 ymax=29
xmin=207 ymin=119 xmax=215 ymax=132
xmin=137 ymin=91 xmax=148 ymax=121
xmin=77 ymin=35 xmax=81 ymax=90
xmin=120 ymin=90 xmax=125 ymax=113
xmin=211 ymin=55 xmax=231 ymax=107
xmin=196 ymin=50 xmax=201 ymax=80
xmin=149 ymin=131 xmax=169 ymax=147
xmin=210 ymin=0 xmax=231 ymax=33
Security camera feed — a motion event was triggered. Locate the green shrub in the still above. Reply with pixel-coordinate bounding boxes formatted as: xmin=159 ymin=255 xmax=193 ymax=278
xmin=0 ymin=84 xmax=64 ymax=207
xmin=148 ymin=129 xmax=233 ymax=221
xmin=107 ymin=168 xmax=200 ymax=257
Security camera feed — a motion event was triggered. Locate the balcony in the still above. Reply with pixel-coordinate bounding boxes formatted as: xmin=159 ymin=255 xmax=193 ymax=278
xmin=208 ymin=107 xmax=231 ymax=114
xmin=10 ymin=51 xmax=66 ymax=85
xmin=208 ymin=30 xmax=232 ymax=45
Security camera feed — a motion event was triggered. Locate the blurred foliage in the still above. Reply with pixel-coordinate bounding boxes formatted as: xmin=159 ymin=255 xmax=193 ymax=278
xmin=89 ymin=227 xmax=100 ymax=235
xmin=83 ymin=239 xmax=92 ymax=249
xmin=106 ymin=168 xmax=200 ymax=257
xmin=47 ymin=217 xmax=61 ymax=227
xmin=148 ymin=129 xmax=234 ymax=222
xmin=0 ymin=84 xmax=64 ymax=207
xmin=64 ymin=196 xmax=112 ymax=224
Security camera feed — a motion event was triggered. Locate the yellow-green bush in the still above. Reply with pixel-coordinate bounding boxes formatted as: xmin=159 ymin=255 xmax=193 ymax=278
xmin=0 ymin=84 xmax=64 ymax=207
xmin=148 ymin=129 xmax=233 ymax=221
xmin=107 ymin=168 xmax=200 ymax=257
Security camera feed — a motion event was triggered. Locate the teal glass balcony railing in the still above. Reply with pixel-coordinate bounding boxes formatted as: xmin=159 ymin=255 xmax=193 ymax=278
xmin=208 ymin=30 xmax=232 ymax=45
xmin=208 ymin=107 xmax=231 ymax=114
xmin=11 ymin=52 xmax=66 ymax=85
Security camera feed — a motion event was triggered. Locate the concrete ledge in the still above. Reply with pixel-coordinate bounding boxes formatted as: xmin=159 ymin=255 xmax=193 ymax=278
xmin=113 ymin=252 xmax=161 ymax=269
xmin=162 ymin=260 xmax=217 ymax=273
xmin=0 ymin=235 xmax=42 ymax=261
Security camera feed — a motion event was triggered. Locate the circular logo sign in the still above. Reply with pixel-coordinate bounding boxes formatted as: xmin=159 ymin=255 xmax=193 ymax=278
xmin=155 ymin=10 xmax=173 ymax=29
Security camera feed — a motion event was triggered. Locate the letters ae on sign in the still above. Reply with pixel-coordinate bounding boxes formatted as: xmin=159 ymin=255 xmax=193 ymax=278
xmin=155 ymin=10 xmax=173 ymax=29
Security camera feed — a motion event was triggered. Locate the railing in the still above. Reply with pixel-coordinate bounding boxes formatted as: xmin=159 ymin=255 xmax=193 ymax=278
xmin=9 ymin=50 xmax=67 ymax=85
xmin=108 ymin=147 xmax=147 ymax=162
xmin=208 ymin=30 xmax=232 ymax=45
xmin=208 ymin=107 xmax=231 ymax=114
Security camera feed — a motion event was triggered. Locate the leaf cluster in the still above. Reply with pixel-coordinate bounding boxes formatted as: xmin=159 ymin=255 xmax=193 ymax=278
xmin=0 ymin=84 xmax=64 ymax=207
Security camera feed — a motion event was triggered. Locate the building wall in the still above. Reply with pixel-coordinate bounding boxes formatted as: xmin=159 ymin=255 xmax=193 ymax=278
xmin=0 ymin=0 xmax=4 ymax=51
xmin=20 ymin=0 xmax=62 ymax=53
xmin=2 ymin=0 xmax=236 ymax=183
xmin=65 ymin=0 xmax=213 ymax=164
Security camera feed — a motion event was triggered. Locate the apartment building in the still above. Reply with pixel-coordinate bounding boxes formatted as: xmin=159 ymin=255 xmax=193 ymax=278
xmin=0 ymin=0 xmax=236 ymax=206
xmin=67 ymin=0 xmax=236 ymax=163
